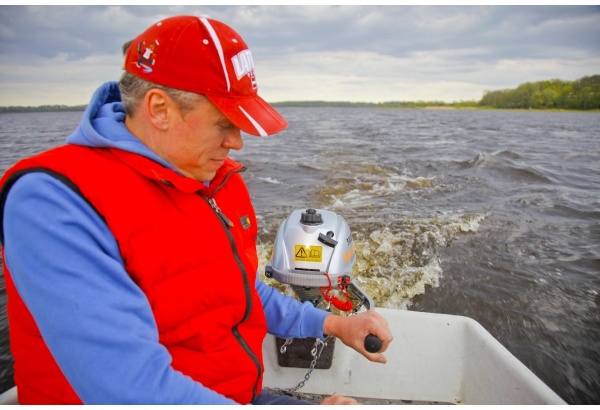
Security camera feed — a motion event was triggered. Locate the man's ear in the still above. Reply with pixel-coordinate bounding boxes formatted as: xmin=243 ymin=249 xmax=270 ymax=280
xmin=145 ymin=89 xmax=172 ymax=131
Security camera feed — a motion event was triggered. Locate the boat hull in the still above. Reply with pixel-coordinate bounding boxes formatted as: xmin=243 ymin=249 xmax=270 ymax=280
xmin=262 ymin=308 xmax=566 ymax=405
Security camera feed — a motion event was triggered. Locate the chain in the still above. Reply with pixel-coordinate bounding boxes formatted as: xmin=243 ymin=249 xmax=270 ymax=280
xmin=279 ymin=295 xmax=348 ymax=393
xmin=280 ymin=338 xmax=294 ymax=354
xmin=284 ymin=337 xmax=328 ymax=393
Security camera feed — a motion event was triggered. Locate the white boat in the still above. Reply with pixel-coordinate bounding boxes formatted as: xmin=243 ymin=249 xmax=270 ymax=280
xmin=262 ymin=307 xmax=566 ymax=405
xmin=0 ymin=385 xmax=15 ymax=405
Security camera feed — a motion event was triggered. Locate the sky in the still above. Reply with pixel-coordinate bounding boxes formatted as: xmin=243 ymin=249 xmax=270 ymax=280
xmin=1 ymin=4 xmax=599 ymax=107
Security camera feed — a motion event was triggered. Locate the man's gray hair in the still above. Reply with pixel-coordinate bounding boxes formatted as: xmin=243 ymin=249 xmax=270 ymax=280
xmin=118 ymin=72 xmax=203 ymax=117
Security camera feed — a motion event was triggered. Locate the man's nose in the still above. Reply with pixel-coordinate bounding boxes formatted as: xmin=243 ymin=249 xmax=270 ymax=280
xmin=224 ymin=128 xmax=243 ymax=150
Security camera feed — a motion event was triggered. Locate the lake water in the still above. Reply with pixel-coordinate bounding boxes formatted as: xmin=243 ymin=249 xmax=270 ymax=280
xmin=1 ymin=108 xmax=599 ymax=404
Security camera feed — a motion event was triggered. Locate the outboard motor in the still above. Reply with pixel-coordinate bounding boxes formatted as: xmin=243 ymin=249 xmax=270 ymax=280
xmin=265 ymin=209 xmax=380 ymax=381
xmin=266 ymin=208 xmax=374 ymax=312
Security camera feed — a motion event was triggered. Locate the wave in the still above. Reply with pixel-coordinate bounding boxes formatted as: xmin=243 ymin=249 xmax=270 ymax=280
xmin=312 ymin=161 xmax=437 ymax=210
xmin=455 ymin=151 xmax=554 ymax=184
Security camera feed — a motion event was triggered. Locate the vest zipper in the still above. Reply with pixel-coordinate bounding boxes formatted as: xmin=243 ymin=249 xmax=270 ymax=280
xmin=197 ymin=167 xmax=262 ymax=402
xmin=208 ymin=198 xmax=234 ymax=228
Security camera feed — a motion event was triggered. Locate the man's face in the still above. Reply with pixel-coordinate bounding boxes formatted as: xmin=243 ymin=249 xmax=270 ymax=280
xmin=161 ymin=97 xmax=243 ymax=182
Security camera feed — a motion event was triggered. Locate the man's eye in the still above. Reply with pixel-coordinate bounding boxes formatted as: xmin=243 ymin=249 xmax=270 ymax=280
xmin=219 ymin=122 xmax=233 ymax=130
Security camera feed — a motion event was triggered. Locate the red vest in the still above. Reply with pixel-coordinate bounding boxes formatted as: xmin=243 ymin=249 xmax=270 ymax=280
xmin=0 ymin=145 xmax=267 ymax=404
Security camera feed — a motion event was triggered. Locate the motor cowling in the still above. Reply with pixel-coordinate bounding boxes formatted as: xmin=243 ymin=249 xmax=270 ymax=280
xmin=265 ymin=208 xmax=373 ymax=311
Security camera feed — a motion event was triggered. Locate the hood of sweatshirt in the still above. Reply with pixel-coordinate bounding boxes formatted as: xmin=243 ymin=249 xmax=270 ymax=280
xmin=66 ymin=81 xmax=175 ymax=171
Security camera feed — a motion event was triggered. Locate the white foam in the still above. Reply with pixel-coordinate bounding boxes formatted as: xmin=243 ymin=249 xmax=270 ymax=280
xmin=258 ymin=177 xmax=283 ymax=185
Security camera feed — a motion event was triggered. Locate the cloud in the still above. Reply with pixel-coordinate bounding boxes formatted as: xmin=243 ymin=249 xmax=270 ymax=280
xmin=0 ymin=5 xmax=599 ymax=106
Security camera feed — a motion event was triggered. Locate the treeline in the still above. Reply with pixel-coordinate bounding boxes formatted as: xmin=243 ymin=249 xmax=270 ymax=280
xmin=274 ymin=101 xmax=376 ymax=108
xmin=0 ymin=104 xmax=86 ymax=113
xmin=374 ymin=100 xmax=478 ymax=109
xmin=479 ymin=75 xmax=600 ymax=110
xmin=273 ymin=100 xmax=479 ymax=109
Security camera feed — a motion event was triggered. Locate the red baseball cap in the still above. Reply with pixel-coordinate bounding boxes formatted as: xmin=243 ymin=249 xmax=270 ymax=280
xmin=124 ymin=15 xmax=287 ymax=136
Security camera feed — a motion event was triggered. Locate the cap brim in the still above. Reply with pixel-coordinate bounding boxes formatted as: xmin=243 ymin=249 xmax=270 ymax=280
xmin=206 ymin=94 xmax=288 ymax=137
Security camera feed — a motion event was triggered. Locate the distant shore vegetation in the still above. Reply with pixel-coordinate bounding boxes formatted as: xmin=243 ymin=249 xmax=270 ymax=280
xmin=1 ymin=75 xmax=598 ymax=113
xmin=0 ymin=104 xmax=87 ymax=114
xmin=479 ymin=74 xmax=600 ymax=110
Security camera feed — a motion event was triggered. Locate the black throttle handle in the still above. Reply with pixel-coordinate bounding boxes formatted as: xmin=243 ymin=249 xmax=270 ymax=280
xmin=364 ymin=334 xmax=382 ymax=353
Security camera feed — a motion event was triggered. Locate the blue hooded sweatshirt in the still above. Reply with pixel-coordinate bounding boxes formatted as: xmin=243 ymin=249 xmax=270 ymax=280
xmin=2 ymin=82 xmax=329 ymax=404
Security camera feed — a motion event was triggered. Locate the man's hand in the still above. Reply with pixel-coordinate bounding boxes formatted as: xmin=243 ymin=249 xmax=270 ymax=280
xmin=323 ymin=310 xmax=393 ymax=363
xmin=320 ymin=393 xmax=360 ymax=405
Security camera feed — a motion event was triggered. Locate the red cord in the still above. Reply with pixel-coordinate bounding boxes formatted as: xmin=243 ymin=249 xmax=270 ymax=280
xmin=320 ymin=273 xmax=353 ymax=312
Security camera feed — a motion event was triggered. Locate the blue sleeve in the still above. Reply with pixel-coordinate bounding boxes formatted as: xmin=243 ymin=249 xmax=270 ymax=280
xmin=256 ymin=276 xmax=330 ymax=339
xmin=2 ymin=173 xmax=237 ymax=404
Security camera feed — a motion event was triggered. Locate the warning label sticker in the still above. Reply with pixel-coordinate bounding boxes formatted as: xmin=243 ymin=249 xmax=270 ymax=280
xmin=294 ymin=245 xmax=323 ymax=262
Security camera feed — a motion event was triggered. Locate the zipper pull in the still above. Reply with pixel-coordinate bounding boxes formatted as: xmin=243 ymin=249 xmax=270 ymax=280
xmin=208 ymin=198 xmax=234 ymax=228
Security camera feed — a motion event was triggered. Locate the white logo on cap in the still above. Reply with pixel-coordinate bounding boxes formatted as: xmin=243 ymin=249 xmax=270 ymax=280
xmin=232 ymin=50 xmax=255 ymax=83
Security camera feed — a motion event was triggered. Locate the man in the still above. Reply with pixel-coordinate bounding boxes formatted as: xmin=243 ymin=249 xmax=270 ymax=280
xmin=0 ymin=15 xmax=392 ymax=404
